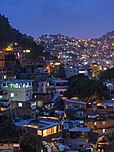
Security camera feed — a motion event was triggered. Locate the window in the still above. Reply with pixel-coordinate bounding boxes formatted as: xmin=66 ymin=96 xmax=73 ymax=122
xmin=103 ymin=129 xmax=106 ymax=133
xmin=4 ymin=75 xmax=7 ymax=79
xmin=52 ymin=126 xmax=57 ymax=134
xmin=47 ymin=82 xmax=49 ymax=87
xmin=18 ymin=103 xmax=22 ymax=107
xmin=43 ymin=130 xmax=47 ymax=136
xmin=46 ymin=128 xmax=51 ymax=135
xmin=29 ymin=82 xmax=32 ymax=86
xmin=111 ymin=90 xmax=114 ymax=94
xmin=60 ymin=91 xmax=63 ymax=94
xmin=0 ymin=95 xmax=3 ymax=100
xmin=102 ymin=121 xmax=105 ymax=125
xmin=57 ymin=125 xmax=61 ymax=132
xmin=38 ymin=130 xmax=42 ymax=136
xmin=94 ymin=122 xmax=97 ymax=125
xmin=3 ymin=83 xmax=7 ymax=87
xmin=26 ymin=93 xmax=29 ymax=96
xmin=12 ymin=83 xmax=18 ymax=88
xmin=66 ymin=105 xmax=72 ymax=109
xmin=11 ymin=93 xmax=14 ymax=98
xmin=43 ymin=128 xmax=51 ymax=137
xmin=23 ymin=129 xmax=26 ymax=134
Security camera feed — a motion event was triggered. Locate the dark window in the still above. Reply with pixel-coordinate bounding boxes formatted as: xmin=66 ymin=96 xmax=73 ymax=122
xmin=111 ymin=90 xmax=114 ymax=94
xmin=60 ymin=91 xmax=63 ymax=94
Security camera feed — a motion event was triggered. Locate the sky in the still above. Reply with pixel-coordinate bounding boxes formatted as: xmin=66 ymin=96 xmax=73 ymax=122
xmin=0 ymin=0 xmax=114 ymax=39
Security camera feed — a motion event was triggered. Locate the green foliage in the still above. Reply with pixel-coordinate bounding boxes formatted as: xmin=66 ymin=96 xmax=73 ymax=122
xmin=0 ymin=115 xmax=19 ymax=142
xmin=20 ymin=134 xmax=38 ymax=152
xmin=26 ymin=44 xmax=45 ymax=62
xmin=54 ymin=64 xmax=66 ymax=78
xmin=81 ymin=132 xmax=90 ymax=140
xmin=65 ymin=74 xmax=109 ymax=103
xmin=95 ymin=80 xmax=110 ymax=101
xmin=5 ymin=53 xmax=16 ymax=61
xmin=58 ymin=64 xmax=66 ymax=78
xmin=99 ymin=68 xmax=114 ymax=81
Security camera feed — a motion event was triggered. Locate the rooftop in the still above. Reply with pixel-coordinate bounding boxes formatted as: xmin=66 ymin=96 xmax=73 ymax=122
xmin=14 ymin=117 xmax=60 ymax=130
xmin=2 ymin=79 xmax=34 ymax=83
xmin=69 ymin=127 xmax=91 ymax=132
xmin=65 ymin=99 xmax=86 ymax=105
xmin=48 ymin=78 xmax=69 ymax=83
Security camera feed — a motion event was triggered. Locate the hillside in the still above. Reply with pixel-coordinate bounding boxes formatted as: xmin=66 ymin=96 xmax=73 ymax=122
xmin=0 ymin=14 xmax=36 ymax=49
xmin=0 ymin=14 xmax=47 ymax=62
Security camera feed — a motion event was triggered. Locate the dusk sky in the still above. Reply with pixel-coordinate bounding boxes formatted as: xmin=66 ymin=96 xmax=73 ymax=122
xmin=0 ymin=0 xmax=114 ymax=39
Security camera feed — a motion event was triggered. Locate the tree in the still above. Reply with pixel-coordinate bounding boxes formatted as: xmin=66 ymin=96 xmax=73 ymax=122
xmin=0 ymin=14 xmax=37 ymax=49
xmin=54 ymin=64 xmax=66 ymax=78
xmin=0 ymin=115 xmax=19 ymax=142
xmin=20 ymin=134 xmax=38 ymax=152
xmin=27 ymin=44 xmax=45 ymax=62
xmin=5 ymin=53 xmax=16 ymax=61
xmin=64 ymin=74 xmax=109 ymax=103
xmin=99 ymin=68 xmax=114 ymax=81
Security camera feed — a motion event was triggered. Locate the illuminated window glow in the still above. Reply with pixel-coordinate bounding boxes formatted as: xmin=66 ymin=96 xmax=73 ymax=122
xmin=38 ymin=130 xmax=42 ymax=136
xmin=52 ymin=126 xmax=57 ymax=134
xmin=18 ymin=103 xmax=22 ymax=107
xmin=43 ymin=128 xmax=51 ymax=137
xmin=11 ymin=93 xmax=14 ymax=98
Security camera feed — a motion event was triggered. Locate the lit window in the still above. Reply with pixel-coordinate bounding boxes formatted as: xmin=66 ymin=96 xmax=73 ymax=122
xmin=52 ymin=126 xmax=57 ymax=134
xmin=18 ymin=103 xmax=22 ymax=107
xmin=103 ymin=129 xmax=106 ymax=133
xmin=47 ymin=82 xmax=49 ymax=87
xmin=4 ymin=75 xmax=7 ymax=79
xmin=38 ymin=130 xmax=42 ymax=136
xmin=12 ymin=83 xmax=18 ymax=88
xmin=11 ymin=93 xmax=14 ymax=98
xmin=1 ymin=107 xmax=6 ymax=111
xmin=43 ymin=130 xmax=47 ymax=136
xmin=58 ymin=125 xmax=61 ymax=132
xmin=0 ymin=95 xmax=2 ymax=100
xmin=46 ymin=128 xmax=51 ymax=135
xmin=43 ymin=128 xmax=51 ymax=137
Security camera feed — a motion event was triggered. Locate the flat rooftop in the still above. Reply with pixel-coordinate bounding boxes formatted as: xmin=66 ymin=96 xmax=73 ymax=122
xmin=48 ymin=78 xmax=68 ymax=83
xmin=69 ymin=127 xmax=91 ymax=132
xmin=14 ymin=117 xmax=60 ymax=130
xmin=65 ymin=99 xmax=86 ymax=105
xmin=2 ymin=79 xmax=34 ymax=83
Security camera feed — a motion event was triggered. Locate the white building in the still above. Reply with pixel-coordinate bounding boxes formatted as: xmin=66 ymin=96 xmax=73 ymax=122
xmin=1 ymin=79 xmax=34 ymax=108
xmin=38 ymin=81 xmax=47 ymax=93
xmin=46 ymin=78 xmax=69 ymax=96
xmin=65 ymin=66 xmax=79 ymax=78
xmin=65 ymin=99 xmax=86 ymax=110
xmin=65 ymin=66 xmax=88 ymax=78
xmin=106 ymin=82 xmax=114 ymax=99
